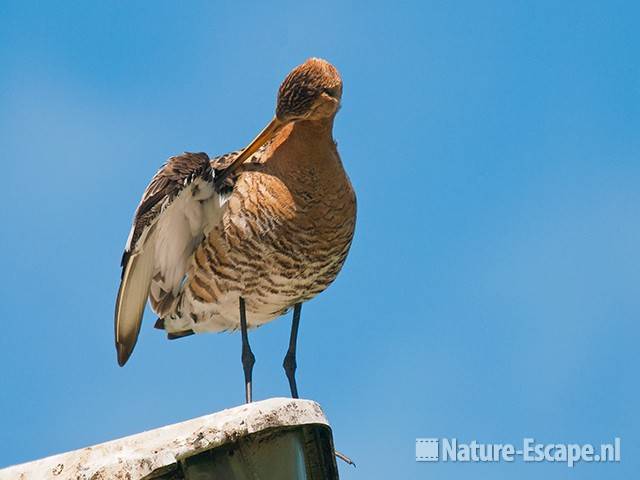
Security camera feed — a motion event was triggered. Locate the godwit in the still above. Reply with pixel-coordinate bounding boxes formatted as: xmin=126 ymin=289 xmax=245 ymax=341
xmin=115 ymin=58 xmax=357 ymax=403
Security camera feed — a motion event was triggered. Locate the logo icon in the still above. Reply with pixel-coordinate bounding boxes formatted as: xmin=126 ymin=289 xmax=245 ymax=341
xmin=416 ymin=438 xmax=439 ymax=462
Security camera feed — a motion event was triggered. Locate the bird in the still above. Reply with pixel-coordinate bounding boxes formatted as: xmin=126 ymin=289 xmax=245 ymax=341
xmin=114 ymin=58 xmax=357 ymax=404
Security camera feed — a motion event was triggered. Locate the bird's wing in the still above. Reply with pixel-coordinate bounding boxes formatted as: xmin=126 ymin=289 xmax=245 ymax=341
xmin=210 ymin=149 xmax=243 ymax=189
xmin=146 ymin=150 xmax=244 ymax=320
xmin=115 ymin=152 xmax=221 ymax=366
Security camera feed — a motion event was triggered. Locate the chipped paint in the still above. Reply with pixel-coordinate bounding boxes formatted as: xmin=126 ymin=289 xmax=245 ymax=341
xmin=0 ymin=398 xmax=329 ymax=480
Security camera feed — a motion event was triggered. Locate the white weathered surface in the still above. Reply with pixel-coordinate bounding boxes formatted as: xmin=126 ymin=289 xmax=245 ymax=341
xmin=0 ymin=398 xmax=329 ymax=480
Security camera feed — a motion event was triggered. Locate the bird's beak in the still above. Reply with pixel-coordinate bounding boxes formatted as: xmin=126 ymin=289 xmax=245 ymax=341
xmin=214 ymin=117 xmax=284 ymax=189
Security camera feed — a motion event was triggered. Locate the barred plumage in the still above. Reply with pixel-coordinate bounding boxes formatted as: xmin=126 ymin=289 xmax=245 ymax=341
xmin=160 ymin=120 xmax=356 ymax=334
xmin=115 ymin=58 xmax=356 ymax=406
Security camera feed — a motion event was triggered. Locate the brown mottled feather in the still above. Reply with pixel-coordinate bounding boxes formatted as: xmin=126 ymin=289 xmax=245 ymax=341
xmin=169 ymin=117 xmax=356 ymax=332
xmin=117 ymin=58 xmax=357 ymax=363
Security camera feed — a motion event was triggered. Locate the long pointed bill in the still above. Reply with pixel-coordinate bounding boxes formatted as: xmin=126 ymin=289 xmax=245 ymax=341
xmin=214 ymin=117 xmax=284 ymax=189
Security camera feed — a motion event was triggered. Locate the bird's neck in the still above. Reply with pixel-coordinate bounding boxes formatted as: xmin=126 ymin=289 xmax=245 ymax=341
xmin=258 ymin=115 xmax=344 ymax=196
xmin=269 ymin=116 xmax=337 ymax=168
xmin=292 ymin=116 xmax=336 ymax=138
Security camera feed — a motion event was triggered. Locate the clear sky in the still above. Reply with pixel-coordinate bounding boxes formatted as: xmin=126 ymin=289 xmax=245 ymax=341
xmin=0 ymin=1 xmax=638 ymax=478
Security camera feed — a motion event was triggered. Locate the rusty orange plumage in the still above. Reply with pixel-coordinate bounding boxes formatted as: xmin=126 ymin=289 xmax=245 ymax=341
xmin=115 ymin=58 xmax=356 ymax=403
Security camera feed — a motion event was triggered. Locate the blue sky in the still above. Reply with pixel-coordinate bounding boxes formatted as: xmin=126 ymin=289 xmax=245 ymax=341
xmin=1 ymin=1 xmax=638 ymax=478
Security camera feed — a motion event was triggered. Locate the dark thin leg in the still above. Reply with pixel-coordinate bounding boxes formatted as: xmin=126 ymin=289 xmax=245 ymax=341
xmin=282 ymin=304 xmax=352 ymax=466
xmin=283 ymin=303 xmax=302 ymax=398
xmin=239 ymin=297 xmax=255 ymax=403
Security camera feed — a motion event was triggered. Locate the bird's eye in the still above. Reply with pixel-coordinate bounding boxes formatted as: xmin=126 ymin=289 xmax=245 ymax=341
xmin=323 ymin=87 xmax=339 ymax=98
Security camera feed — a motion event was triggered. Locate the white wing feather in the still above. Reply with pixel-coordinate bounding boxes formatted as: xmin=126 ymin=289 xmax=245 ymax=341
xmin=114 ymin=153 xmax=220 ymax=366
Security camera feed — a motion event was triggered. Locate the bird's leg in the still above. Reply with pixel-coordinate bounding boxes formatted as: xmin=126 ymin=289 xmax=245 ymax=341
xmin=282 ymin=304 xmax=353 ymax=466
xmin=239 ymin=297 xmax=255 ymax=403
xmin=283 ymin=303 xmax=302 ymax=398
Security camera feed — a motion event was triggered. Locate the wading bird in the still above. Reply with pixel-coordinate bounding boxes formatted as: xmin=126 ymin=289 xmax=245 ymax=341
xmin=115 ymin=58 xmax=357 ymax=404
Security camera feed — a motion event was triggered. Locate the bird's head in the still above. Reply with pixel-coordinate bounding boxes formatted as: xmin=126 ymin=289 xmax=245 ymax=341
xmin=214 ymin=58 xmax=343 ymax=189
xmin=276 ymin=58 xmax=343 ymax=122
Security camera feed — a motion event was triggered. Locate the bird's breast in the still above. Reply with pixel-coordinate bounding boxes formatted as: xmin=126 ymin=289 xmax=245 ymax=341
xmin=210 ymin=154 xmax=355 ymax=309
xmin=182 ymin=130 xmax=356 ymax=331
xmin=230 ymin=163 xmax=354 ymax=272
